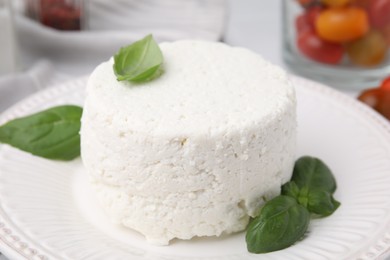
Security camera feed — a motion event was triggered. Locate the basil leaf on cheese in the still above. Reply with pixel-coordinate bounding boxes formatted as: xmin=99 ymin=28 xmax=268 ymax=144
xmin=113 ymin=34 xmax=164 ymax=83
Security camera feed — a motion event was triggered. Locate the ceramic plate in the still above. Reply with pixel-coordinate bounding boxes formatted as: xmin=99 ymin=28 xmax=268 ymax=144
xmin=0 ymin=76 xmax=390 ymax=260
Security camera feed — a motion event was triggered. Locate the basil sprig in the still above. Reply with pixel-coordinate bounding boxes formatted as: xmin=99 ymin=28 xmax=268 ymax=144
xmin=282 ymin=156 xmax=340 ymax=216
xmin=246 ymin=156 xmax=340 ymax=254
xmin=0 ymin=105 xmax=82 ymax=161
xmin=113 ymin=34 xmax=163 ymax=83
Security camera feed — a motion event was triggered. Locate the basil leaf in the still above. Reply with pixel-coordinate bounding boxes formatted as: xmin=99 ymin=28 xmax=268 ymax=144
xmin=292 ymin=156 xmax=337 ymax=194
xmin=113 ymin=34 xmax=163 ymax=83
xmin=281 ymin=181 xmax=300 ymax=199
xmin=283 ymin=179 xmax=340 ymax=216
xmin=0 ymin=105 xmax=82 ymax=161
xmin=246 ymin=195 xmax=310 ymax=253
xmin=284 ymin=157 xmax=340 ymax=216
xmin=307 ymin=190 xmax=340 ymax=216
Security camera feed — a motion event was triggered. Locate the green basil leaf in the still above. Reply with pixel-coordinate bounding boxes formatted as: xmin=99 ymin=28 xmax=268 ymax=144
xmin=281 ymin=181 xmax=300 ymax=200
xmin=246 ymin=195 xmax=310 ymax=253
xmin=283 ymin=175 xmax=340 ymax=216
xmin=307 ymin=190 xmax=340 ymax=217
xmin=297 ymin=186 xmax=310 ymax=208
xmin=0 ymin=105 xmax=82 ymax=161
xmin=292 ymin=156 xmax=337 ymax=194
xmin=113 ymin=34 xmax=163 ymax=83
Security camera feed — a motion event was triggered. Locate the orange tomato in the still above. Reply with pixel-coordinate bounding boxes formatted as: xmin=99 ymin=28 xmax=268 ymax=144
xmin=346 ymin=30 xmax=387 ymax=66
xmin=321 ymin=0 xmax=350 ymax=7
xmin=316 ymin=7 xmax=369 ymax=42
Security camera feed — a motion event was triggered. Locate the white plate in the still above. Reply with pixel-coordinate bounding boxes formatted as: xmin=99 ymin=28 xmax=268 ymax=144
xmin=0 ymin=76 xmax=390 ymax=260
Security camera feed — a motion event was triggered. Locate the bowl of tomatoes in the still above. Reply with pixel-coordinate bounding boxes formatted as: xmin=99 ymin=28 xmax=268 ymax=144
xmin=283 ymin=0 xmax=390 ymax=89
xmin=26 ymin=0 xmax=84 ymax=31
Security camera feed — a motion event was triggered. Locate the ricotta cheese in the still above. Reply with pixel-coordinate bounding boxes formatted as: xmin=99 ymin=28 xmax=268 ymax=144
xmin=81 ymin=40 xmax=297 ymax=245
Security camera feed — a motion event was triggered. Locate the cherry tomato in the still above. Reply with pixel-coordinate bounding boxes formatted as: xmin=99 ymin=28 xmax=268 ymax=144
xmin=297 ymin=29 xmax=344 ymax=64
xmin=39 ymin=0 xmax=81 ymax=30
xmin=316 ymin=7 xmax=369 ymax=42
xmin=346 ymin=30 xmax=387 ymax=66
xmin=358 ymin=86 xmax=390 ymax=120
xmin=321 ymin=0 xmax=350 ymax=7
xmin=306 ymin=6 xmax=324 ymax=25
xmin=296 ymin=0 xmax=317 ymax=7
xmin=381 ymin=24 xmax=390 ymax=45
xmin=351 ymin=0 xmax=371 ymax=7
xmin=41 ymin=0 xmax=67 ymax=7
xmin=358 ymin=88 xmax=380 ymax=108
xmin=295 ymin=6 xmax=323 ymax=33
xmin=377 ymin=91 xmax=390 ymax=120
xmin=380 ymin=76 xmax=390 ymax=91
xmin=367 ymin=0 xmax=390 ymax=29
xmin=296 ymin=14 xmax=311 ymax=33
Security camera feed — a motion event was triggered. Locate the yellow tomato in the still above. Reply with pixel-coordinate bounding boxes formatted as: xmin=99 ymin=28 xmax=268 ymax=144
xmin=346 ymin=30 xmax=388 ymax=66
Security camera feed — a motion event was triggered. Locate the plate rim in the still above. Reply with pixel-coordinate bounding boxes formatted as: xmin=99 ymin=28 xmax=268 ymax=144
xmin=0 ymin=75 xmax=390 ymax=260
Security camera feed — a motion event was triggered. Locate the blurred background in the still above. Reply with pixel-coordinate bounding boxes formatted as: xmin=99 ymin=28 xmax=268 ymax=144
xmin=0 ymin=0 xmax=389 ymax=119
xmin=0 ymin=0 xmax=281 ymax=112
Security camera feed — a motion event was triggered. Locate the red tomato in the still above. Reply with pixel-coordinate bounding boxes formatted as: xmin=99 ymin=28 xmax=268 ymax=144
xmin=351 ymin=0 xmax=371 ymax=7
xmin=297 ymin=29 xmax=344 ymax=64
xmin=380 ymin=76 xmax=390 ymax=90
xmin=367 ymin=0 xmax=390 ymax=29
xmin=377 ymin=91 xmax=390 ymax=120
xmin=296 ymin=0 xmax=316 ymax=7
xmin=41 ymin=0 xmax=67 ymax=7
xmin=358 ymin=87 xmax=390 ymax=120
xmin=381 ymin=24 xmax=390 ymax=45
xmin=296 ymin=14 xmax=311 ymax=33
xmin=306 ymin=6 xmax=324 ymax=25
xmin=358 ymin=88 xmax=381 ymax=108
xmin=295 ymin=7 xmax=323 ymax=33
xmin=39 ymin=0 xmax=81 ymax=30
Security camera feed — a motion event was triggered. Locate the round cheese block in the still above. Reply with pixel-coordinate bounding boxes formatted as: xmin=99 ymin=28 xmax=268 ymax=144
xmin=80 ymin=40 xmax=296 ymax=245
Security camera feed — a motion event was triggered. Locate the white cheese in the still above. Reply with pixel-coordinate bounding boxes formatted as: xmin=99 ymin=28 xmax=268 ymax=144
xmin=81 ymin=40 xmax=297 ymax=245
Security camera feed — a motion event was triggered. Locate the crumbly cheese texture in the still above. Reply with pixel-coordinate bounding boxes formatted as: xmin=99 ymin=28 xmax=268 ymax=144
xmin=81 ymin=40 xmax=297 ymax=245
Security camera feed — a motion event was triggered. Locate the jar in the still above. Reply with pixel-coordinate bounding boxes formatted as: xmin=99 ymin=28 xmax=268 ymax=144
xmin=282 ymin=0 xmax=390 ymax=90
xmin=26 ymin=0 xmax=85 ymax=31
